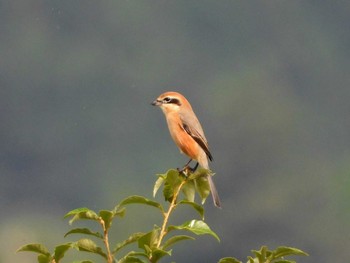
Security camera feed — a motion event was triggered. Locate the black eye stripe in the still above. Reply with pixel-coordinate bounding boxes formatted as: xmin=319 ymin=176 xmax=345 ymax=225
xmin=169 ymin=98 xmax=180 ymax=105
xmin=163 ymin=97 xmax=181 ymax=105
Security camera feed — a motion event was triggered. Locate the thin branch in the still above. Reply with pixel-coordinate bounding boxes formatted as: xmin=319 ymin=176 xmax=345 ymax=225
xmin=99 ymin=218 xmax=113 ymax=263
xmin=156 ymin=180 xmax=186 ymax=249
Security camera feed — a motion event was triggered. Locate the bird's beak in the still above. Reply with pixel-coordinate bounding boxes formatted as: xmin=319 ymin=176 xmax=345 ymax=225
xmin=151 ymin=100 xmax=161 ymax=106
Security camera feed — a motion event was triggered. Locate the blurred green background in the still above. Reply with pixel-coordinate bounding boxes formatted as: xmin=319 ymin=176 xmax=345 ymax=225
xmin=1 ymin=1 xmax=350 ymax=262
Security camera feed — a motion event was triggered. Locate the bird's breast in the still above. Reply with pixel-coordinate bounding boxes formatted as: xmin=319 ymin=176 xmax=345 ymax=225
xmin=166 ymin=115 xmax=199 ymax=160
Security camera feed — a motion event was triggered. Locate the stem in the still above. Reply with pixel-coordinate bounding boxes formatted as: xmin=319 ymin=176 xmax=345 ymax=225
xmin=156 ymin=180 xmax=186 ymax=248
xmin=99 ymin=218 xmax=113 ymax=263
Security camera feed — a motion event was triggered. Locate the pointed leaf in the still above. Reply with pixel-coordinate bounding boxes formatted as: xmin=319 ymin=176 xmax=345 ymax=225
xmin=195 ymin=175 xmax=211 ymax=204
xmin=120 ymin=251 xmax=149 ymax=260
xmin=74 ymin=238 xmax=107 ymax=259
xmin=163 ymin=181 xmax=174 ymax=202
xmin=113 ymin=232 xmax=145 ymax=254
xmin=113 ymin=206 xmax=127 ymax=217
xmin=181 ymin=180 xmax=195 ymax=202
xmin=162 ymin=235 xmax=195 ymax=249
xmin=119 ymin=256 xmax=146 ymax=263
xmin=273 ymin=246 xmax=308 ymax=258
xmin=166 ymin=169 xmax=182 ymax=182
xmin=17 ymin=243 xmax=50 ymax=256
xmin=274 ymin=260 xmax=296 ymax=263
xmin=64 ymin=207 xmax=97 ymax=218
xmin=138 ymin=229 xmax=160 ymax=250
xmin=54 ymin=243 xmax=74 ymax=262
xmin=167 ymin=220 xmax=220 ymax=241
xmin=64 ymin=208 xmax=99 ymax=225
xmin=149 ymin=248 xmax=171 ymax=262
xmin=116 ymin=195 xmax=163 ymax=213
xmin=99 ymin=210 xmax=115 ymax=230
xmin=188 ymin=167 xmax=211 ymax=180
xmin=252 ymin=246 xmax=267 ymax=262
xmin=64 ymin=228 xmax=103 ymax=239
xmin=163 ymin=169 xmax=183 ymax=201
xmin=218 ymin=257 xmax=242 ymax=263
xmin=118 ymin=251 xmax=148 ymax=263
xmin=153 ymin=175 xmax=165 ymax=197
xmin=37 ymin=254 xmax=51 ymax=263
xmin=178 ymin=200 xmax=204 ymax=219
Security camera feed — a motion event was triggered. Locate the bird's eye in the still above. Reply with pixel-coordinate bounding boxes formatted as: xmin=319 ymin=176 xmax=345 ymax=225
xmin=163 ymin=97 xmax=171 ymax=103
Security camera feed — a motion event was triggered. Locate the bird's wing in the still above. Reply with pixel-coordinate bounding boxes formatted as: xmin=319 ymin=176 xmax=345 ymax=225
xmin=180 ymin=113 xmax=213 ymax=161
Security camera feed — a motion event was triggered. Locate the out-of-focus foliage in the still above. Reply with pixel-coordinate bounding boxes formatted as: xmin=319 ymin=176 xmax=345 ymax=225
xmin=1 ymin=1 xmax=350 ymax=263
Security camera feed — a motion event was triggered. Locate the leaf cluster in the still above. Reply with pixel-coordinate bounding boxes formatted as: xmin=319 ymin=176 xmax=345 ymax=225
xmin=219 ymin=245 xmax=309 ymax=263
xmin=18 ymin=169 xmax=219 ymax=263
xmin=17 ymin=169 xmax=308 ymax=263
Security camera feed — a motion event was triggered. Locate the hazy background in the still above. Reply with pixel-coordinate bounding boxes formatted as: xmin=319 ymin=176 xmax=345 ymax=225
xmin=1 ymin=1 xmax=350 ymax=262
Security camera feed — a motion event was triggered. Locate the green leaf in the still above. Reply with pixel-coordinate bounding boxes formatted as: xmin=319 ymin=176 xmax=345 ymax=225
xmin=64 ymin=228 xmax=103 ymax=239
xmin=153 ymin=175 xmax=165 ymax=197
xmin=181 ymin=179 xmax=195 ymax=202
xmin=64 ymin=207 xmax=97 ymax=218
xmin=138 ymin=229 xmax=160 ymax=251
xmin=119 ymin=256 xmax=146 ymax=263
xmin=251 ymin=246 xmax=267 ymax=262
xmin=163 ymin=169 xmax=183 ymax=202
xmin=188 ymin=167 xmax=211 ymax=180
xmin=218 ymin=257 xmax=242 ymax=263
xmin=178 ymin=200 xmax=205 ymax=220
xmin=114 ymin=206 xmax=127 ymax=217
xmin=74 ymin=238 xmax=107 ymax=259
xmin=116 ymin=195 xmax=164 ymax=213
xmin=53 ymin=243 xmax=74 ymax=262
xmin=247 ymin=256 xmax=257 ymax=263
xmin=113 ymin=232 xmax=145 ymax=254
xmin=274 ymin=260 xmax=296 ymax=263
xmin=167 ymin=220 xmax=220 ymax=241
xmin=118 ymin=251 xmax=148 ymax=263
xmin=72 ymin=261 xmax=94 ymax=263
xmin=273 ymin=246 xmax=309 ymax=258
xmin=37 ymin=254 xmax=51 ymax=263
xmin=64 ymin=207 xmax=99 ymax=225
xmin=163 ymin=182 xmax=174 ymax=202
xmin=149 ymin=248 xmax=171 ymax=262
xmin=194 ymin=174 xmax=211 ymax=204
xmin=17 ymin=243 xmax=50 ymax=256
xmin=99 ymin=210 xmax=115 ymax=230
xmin=162 ymin=235 xmax=195 ymax=250
xmin=166 ymin=169 xmax=182 ymax=179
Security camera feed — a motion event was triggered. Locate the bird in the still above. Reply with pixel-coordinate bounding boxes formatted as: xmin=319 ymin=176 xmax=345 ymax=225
xmin=151 ymin=91 xmax=221 ymax=208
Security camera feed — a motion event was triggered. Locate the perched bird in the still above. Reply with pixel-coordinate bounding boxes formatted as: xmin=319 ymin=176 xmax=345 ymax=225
xmin=151 ymin=91 xmax=221 ymax=208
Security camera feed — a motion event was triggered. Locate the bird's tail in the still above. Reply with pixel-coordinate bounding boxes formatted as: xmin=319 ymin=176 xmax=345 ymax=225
xmin=207 ymin=175 xmax=221 ymax=208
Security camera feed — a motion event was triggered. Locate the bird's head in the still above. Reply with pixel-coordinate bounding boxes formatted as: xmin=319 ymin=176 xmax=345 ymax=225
xmin=151 ymin=91 xmax=191 ymax=114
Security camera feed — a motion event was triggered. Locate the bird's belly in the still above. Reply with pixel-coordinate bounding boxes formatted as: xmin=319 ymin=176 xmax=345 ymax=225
xmin=171 ymin=129 xmax=198 ymax=160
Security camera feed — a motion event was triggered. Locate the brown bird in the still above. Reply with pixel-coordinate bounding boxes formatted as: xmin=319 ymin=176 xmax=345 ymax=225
xmin=152 ymin=91 xmax=221 ymax=208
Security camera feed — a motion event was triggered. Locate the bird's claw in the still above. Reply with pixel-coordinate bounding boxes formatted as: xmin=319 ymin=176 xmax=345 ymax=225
xmin=177 ymin=165 xmax=197 ymax=177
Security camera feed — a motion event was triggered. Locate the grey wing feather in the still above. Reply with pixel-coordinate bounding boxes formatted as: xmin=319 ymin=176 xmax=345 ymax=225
xmin=180 ymin=112 xmax=213 ymax=161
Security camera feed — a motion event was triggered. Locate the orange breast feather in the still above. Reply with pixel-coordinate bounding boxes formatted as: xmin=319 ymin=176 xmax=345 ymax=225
xmin=166 ymin=114 xmax=199 ymax=160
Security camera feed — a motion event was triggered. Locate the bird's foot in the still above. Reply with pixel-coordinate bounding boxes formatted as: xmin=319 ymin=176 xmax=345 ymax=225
xmin=177 ymin=163 xmax=198 ymax=176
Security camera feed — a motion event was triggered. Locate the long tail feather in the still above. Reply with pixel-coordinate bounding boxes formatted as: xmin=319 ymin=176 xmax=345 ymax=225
xmin=207 ymin=175 xmax=221 ymax=208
